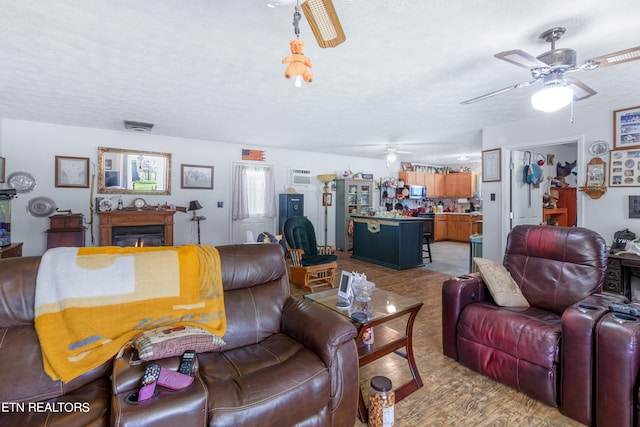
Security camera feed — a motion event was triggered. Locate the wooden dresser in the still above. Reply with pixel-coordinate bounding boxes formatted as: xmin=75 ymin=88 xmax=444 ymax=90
xmin=46 ymin=214 xmax=86 ymax=249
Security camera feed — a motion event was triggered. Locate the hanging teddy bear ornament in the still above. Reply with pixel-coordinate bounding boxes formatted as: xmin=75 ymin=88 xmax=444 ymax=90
xmin=282 ymin=3 xmax=313 ymax=87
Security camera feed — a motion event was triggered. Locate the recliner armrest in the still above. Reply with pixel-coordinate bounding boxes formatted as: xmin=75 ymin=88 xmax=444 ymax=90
xmin=281 ymin=297 xmax=358 ymax=427
xmin=441 ymin=273 xmax=491 ymax=360
xmin=281 ymin=297 xmax=357 ymax=365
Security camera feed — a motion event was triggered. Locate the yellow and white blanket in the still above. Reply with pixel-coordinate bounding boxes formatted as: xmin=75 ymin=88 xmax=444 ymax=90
xmin=34 ymin=244 xmax=225 ymax=383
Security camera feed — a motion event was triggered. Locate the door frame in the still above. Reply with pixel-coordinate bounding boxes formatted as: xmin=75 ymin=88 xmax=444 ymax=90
xmin=500 ymin=134 xmax=584 ymax=256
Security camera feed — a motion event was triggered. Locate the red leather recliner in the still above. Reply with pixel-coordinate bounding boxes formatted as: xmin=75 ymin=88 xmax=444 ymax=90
xmin=442 ymin=225 xmax=625 ymax=425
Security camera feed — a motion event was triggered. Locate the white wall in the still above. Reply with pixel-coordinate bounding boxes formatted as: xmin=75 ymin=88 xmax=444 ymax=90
xmin=482 ymin=99 xmax=638 ymax=261
xmin=1 ymin=119 xmax=394 ymax=256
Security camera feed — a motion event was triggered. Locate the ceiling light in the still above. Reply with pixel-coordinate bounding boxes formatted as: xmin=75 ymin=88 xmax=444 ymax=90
xmin=457 ymin=155 xmax=470 ymax=161
xmin=386 ymin=152 xmax=397 ymax=162
xmin=531 ymin=85 xmax=573 ymax=113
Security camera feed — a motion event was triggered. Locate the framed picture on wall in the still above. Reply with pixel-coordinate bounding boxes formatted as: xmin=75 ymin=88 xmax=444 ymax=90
xmin=629 ymin=196 xmax=640 ymax=218
xmin=482 ymin=148 xmax=501 ymax=182
xmin=55 ymin=156 xmax=90 ymax=188
xmin=0 ymin=157 xmax=5 ymax=183
xmin=609 ymin=149 xmax=640 ymax=187
xmin=181 ymin=164 xmax=214 ymax=189
xmin=614 ymin=105 xmax=640 ymax=149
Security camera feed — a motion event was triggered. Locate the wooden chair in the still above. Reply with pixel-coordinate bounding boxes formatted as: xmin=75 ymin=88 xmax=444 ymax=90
xmin=283 ymin=216 xmax=337 ymax=293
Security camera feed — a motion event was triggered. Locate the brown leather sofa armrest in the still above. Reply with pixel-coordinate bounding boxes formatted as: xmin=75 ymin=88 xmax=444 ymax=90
xmin=281 ymin=297 xmax=357 ymax=364
xmin=441 ymin=273 xmax=490 ymax=360
xmin=281 ymin=297 xmax=358 ymax=426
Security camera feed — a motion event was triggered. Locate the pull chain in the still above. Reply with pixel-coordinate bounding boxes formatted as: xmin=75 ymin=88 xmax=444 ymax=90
xmin=293 ymin=3 xmax=301 ymax=39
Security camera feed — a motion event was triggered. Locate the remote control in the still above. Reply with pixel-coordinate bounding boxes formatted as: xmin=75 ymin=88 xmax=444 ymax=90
xmin=609 ymin=302 xmax=640 ymax=317
xmin=138 ymin=364 xmax=161 ymax=402
xmin=178 ymin=350 xmax=196 ymax=376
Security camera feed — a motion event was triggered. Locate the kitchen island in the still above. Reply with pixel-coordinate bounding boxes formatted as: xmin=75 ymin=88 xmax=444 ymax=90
xmin=351 ymin=215 xmax=425 ymax=269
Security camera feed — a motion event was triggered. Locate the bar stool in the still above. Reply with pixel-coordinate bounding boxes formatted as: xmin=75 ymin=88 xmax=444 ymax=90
xmin=423 ymin=232 xmax=432 ymax=263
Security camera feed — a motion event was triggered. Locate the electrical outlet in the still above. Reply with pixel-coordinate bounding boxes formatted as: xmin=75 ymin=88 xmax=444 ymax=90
xmin=217 ymin=201 xmax=223 ymax=208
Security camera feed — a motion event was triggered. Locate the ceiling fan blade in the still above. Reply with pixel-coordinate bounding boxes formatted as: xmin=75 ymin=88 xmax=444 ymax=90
xmin=565 ymin=77 xmax=597 ymax=101
xmin=581 ymin=46 xmax=640 ymax=69
xmin=461 ymin=79 xmax=539 ymax=104
xmin=495 ymin=50 xmax=548 ymax=69
xmin=301 ymin=0 xmax=346 ymax=48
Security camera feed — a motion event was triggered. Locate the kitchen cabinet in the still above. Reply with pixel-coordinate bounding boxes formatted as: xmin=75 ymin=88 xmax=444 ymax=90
xmin=435 ymin=215 xmax=448 ymax=241
xmin=435 ymin=214 xmax=483 ymax=242
xmin=399 ymin=171 xmax=423 ymax=186
xmin=335 ymin=179 xmax=373 ymax=251
xmin=398 ymin=171 xmax=476 ymax=198
xmin=443 ymin=174 xmax=458 ymax=198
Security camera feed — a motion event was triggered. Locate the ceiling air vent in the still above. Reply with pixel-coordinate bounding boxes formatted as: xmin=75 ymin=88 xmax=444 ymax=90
xmin=290 ymin=169 xmax=312 ymax=187
xmin=123 ymin=120 xmax=154 ymax=132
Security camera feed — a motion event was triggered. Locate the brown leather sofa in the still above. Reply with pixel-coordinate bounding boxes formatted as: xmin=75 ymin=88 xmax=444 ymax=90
xmin=442 ymin=225 xmax=625 ymax=426
xmin=0 ymin=243 xmax=359 ymax=427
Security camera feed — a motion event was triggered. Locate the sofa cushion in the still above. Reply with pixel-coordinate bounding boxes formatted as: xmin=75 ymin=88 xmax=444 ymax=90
xmin=199 ymin=333 xmax=330 ymax=427
xmin=473 ymin=257 xmax=529 ymax=308
xmin=458 ymin=302 xmax=562 ymax=369
xmin=0 ymin=326 xmax=111 ymax=403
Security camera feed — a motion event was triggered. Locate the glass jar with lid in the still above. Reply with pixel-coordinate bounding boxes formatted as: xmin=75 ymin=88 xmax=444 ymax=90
xmin=368 ymin=376 xmax=394 ymax=427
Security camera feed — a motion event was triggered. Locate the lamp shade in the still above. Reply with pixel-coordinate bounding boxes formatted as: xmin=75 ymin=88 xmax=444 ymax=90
xmin=531 ymin=85 xmax=573 ymax=113
xmin=188 ymin=200 xmax=203 ymax=211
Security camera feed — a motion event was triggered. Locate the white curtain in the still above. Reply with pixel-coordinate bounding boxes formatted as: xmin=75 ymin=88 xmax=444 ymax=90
xmin=232 ymin=164 xmax=276 ymax=220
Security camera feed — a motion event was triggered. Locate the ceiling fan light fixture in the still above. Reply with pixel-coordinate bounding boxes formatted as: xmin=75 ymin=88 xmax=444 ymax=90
xmin=531 ymin=85 xmax=573 ymax=113
xmin=386 ymin=152 xmax=397 ymax=163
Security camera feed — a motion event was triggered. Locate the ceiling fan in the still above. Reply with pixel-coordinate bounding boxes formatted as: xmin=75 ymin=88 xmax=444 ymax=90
xmin=383 ymin=144 xmax=413 ymax=162
xmin=461 ymin=27 xmax=640 ymax=111
xmin=300 ymin=0 xmax=346 ymax=48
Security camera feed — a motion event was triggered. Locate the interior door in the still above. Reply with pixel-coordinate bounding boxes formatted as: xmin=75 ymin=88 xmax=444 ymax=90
xmin=510 ymin=150 xmax=543 ymax=228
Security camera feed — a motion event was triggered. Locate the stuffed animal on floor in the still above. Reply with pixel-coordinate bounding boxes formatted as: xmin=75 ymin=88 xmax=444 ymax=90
xmin=282 ymin=39 xmax=313 ymax=83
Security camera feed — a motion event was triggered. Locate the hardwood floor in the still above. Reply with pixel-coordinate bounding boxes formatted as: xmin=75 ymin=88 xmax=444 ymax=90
xmin=289 ymin=248 xmax=582 ymax=427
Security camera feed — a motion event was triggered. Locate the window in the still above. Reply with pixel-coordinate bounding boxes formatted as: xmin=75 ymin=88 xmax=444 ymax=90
xmin=232 ymin=163 xmax=276 ymax=220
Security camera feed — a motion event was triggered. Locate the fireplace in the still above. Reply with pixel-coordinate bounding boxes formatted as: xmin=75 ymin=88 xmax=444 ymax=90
xmin=112 ymin=225 xmax=164 ymax=247
xmin=99 ymin=210 xmax=176 ymax=246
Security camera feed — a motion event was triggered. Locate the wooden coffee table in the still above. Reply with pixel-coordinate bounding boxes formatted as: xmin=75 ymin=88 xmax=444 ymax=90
xmin=304 ymin=288 xmax=423 ymax=422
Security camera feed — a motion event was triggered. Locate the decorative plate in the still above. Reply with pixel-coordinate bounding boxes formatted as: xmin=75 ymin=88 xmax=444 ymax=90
xmin=133 ymin=197 xmax=147 ymax=209
xmin=99 ymin=198 xmax=113 ymax=212
xmin=27 ymin=197 xmax=56 ymax=217
xmin=589 ymin=140 xmax=610 ymax=156
xmin=7 ymin=171 xmax=37 ymax=193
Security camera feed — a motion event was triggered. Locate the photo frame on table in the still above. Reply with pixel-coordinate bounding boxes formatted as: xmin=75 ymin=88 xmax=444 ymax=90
xmin=337 ymin=270 xmax=353 ymax=300
xmin=181 ymin=164 xmax=214 ymax=189
xmin=55 ymin=156 xmax=90 ymax=188
xmin=614 ymin=105 xmax=640 ymax=150
xmin=0 ymin=157 xmax=5 ymax=183
xmin=609 ymin=149 xmax=640 ymax=187
xmin=482 ymin=148 xmax=501 ymax=182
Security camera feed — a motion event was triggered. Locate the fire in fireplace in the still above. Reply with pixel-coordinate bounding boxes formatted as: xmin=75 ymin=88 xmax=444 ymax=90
xmin=112 ymin=225 xmax=164 ymax=247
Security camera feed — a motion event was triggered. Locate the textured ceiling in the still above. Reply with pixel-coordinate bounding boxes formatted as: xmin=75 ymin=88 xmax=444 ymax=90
xmin=1 ymin=0 xmax=640 ymax=164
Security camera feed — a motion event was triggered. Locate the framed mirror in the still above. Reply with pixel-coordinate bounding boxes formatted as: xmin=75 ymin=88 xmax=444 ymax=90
xmin=97 ymin=147 xmax=171 ymax=195
xmin=580 ymin=157 xmax=606 ymax=199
